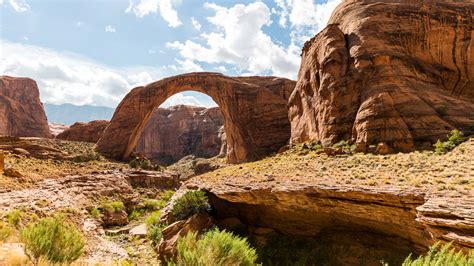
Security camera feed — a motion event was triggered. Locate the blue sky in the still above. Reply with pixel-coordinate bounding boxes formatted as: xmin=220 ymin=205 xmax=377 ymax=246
xmin=0 ymin=0 xmax=340 ymax=108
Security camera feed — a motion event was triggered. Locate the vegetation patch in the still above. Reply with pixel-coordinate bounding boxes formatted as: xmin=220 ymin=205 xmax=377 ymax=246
xmin=20 ymin=215 xmax=84 ymax=264
xmin=403 ymin=242 xmax=473 ymax=265
xmin=100 ymin=201 xmax=125 ymax=213
xmin=4 ymin=209 xmax=23 ymax=227
xmin=171 ymin=190 xmax=211 ymax=221
xmin=174 ymin=228 xmax=258 ymax=266
xmin=0 ymin=221 xmax=13 ymax=242
xmin=434 ymin=129 xmax=466 ymax=154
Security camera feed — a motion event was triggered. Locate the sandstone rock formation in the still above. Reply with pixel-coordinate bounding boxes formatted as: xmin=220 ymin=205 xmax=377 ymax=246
xmin=0 ymin=76 xmax=51 ymax=138
xmin=96 ymin=73 xmax=295 ymax=164
xmin=49 ymin=124 xmax=69 ymax=137
xmin=57 ymin=120 xmax=109 ymax=143
xmin=289 ymin=1 xmax=474 ymax=151
xmin=134 ymin=105 xmax=224 ymax=164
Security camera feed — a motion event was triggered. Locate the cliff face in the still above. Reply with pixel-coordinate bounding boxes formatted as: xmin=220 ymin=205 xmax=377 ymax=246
xmin=289 ymin=1 xmax=474 ymax=151
xmin=134 ymin=105 xmax=224 ymax=165
xmin=0 ymin=76 xmax=51 ymax=138
xmin=56 ymin=120 xmax=109 ymax=143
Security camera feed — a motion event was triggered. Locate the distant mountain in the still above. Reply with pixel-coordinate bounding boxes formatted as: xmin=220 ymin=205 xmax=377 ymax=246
xmin=44 ymin=103 xmax=115 ymax=125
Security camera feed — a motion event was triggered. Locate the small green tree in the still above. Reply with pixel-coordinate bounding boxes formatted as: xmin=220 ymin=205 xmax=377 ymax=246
xmin=171 ymin=190 xmax=211 ymax=221
xmin=403 ymin=242 xmax=473 ymax=265
xmin=20 ymin=216 xmax=84 ymax=264
xmin=175 ymin=228 xmax=258 ymax=266
xmin=434 ymin=130 xmax=466 ymax=154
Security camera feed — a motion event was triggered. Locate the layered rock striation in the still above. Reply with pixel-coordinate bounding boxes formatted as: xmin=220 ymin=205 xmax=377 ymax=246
xmin=0 ymin=76 xmax=51 ymax=138
xmin=134 ymin=105 xmax=224 ymax=164
xmin=289 ymin=1 xmax=474 ymax=152
xmin=57 ymin=120 xmax=109 ymax=143
xmin=97 ymin=73 xmax=295 ymax=163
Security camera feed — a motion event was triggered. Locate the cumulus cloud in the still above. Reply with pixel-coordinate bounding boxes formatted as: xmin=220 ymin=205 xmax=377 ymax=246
xmin=5 ymin=0 xmax=30 ymax=12
xmin=160 ymin=93 xmax=217 ymax=108
xmin=0 ymin=40 xmax=162 ymax=107
xmin=105 ymin=25 xmax=116 ymax=33
xmin=126 ymin=0 xmax=182 ymax=28
xmin=191 ymin=17 xmax=201 ymax=31
xmin=274 ymin=0 xmax=341 ymax=44
xmin=167 ymin=2 xmax=300 ymax=79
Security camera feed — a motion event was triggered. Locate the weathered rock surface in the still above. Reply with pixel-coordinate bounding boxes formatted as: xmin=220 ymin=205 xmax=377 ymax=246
xmin=125 ymin=170 xmax=180 ymax=189
xmin=0 ymin=76 xmax=51 ymax=138
xmin=0 ymin=136 xmax=69 ymax=160
xmin=134 ymin=105 xmax=224 ymax=164
xmin=102 ymin=209 xmax=129 ymax=227
xmin=97 ymin=73 xmax=295 ymax=163
xmin=183 ymin=180 xmax=473 ymax=262
xmin=57 ymin=120 xmax=109 ymax=143
xmin=289 ymin=1 xmax=474 ymax=151
xmin=158 ymin=213 xmax=214 ymax=261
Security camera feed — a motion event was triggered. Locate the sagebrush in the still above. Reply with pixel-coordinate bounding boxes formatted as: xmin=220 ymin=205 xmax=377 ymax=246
xmin=171 ymin=190 xmax=211 ymax=221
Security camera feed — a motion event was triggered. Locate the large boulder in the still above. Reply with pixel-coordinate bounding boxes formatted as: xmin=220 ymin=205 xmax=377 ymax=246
xmin=56 ymin=120 xmax=109 ymax=143
xmin=0 ymin=76 xmax=51 ymax=138
xmin=134 ymin=105 xmax=224 ymax=164
xmin=288 ymin=1 xmax=474 ymax=152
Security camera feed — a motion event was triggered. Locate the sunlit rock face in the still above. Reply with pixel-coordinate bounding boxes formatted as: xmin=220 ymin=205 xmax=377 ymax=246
xmin=289 ymin=1 xmax=474 ymax=152
xmin=97 ymin=72 xmax=296 ymax=163
xmin=134 ymin=105 xmax=224 ymax=165
xmin=56 ymin=120 xmax=109 ymax=143
xmin=0 ymin=76 xmax=51 ymax=138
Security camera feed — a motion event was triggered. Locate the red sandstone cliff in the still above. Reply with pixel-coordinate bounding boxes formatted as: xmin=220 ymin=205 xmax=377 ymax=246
xmin=134 ymin=105 xmax=224 ymax=164
xmin=56 ymin=120 xmax=109 ymax=143
xmin=0 ymin=76 xmax=51 ymax=138
xmin=288 ymin=1 xmax=474 ymax=152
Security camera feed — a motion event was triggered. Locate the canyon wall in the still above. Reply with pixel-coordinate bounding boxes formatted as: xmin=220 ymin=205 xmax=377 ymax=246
xmin=289 ymin=1 xmax=474 ymax=152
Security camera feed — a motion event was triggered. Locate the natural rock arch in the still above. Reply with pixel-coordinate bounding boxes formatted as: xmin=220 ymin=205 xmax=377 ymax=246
xmin=96 ymin=72 xmax=296 ymax=163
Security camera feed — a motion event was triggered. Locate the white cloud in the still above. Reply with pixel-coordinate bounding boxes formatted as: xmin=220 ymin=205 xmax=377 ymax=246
xmin=0 ymin=40 xmax=163 ymax=108
xmin=274 ymin=0 xmax=341 ymax=44
xmin=76 ymin=21 xmax=84 ymax=27
xmin=191 ymin=17 xmax=201 ymax=31
xmin=7 ymin=0 xmax=29 ymax=12
xmin=167 ymin=2 xmax=300 ymax=79
xmin=105 ymin=25 xmax=116 ymax=33
xmin=160 ymin=93 xmax=216 ymax=108
xmin=174 ymin=59 xmax=203 ymax=72
xmin=22 ymin=36 xmax=29 ymax=41
xmin=126 ymin=0 xmax=182 ymax=28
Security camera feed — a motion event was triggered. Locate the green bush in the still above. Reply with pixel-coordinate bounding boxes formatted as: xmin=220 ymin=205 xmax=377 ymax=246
xmin=20 ymin=216 xmax=84 ymax=264
xmin=144 ymin=199 xmax=163 ymax=211
xmin=174 ymin=228 xmax=258 ymax=266
xmin=5 ymin=209 xmax=22 ymax=227
xmin=171 ymin=190 xmax=211 ymax=221
xmin=434 ymin=130 xmax=466 ymax=154
xmin=144 ymin=211 xmax=161 ymax=227
xmin=160 ymin=190 xmax=176 ymax=202
xmin=129 ymin=158 xmax=162 ymax=171
xmin=90 ymin=207 xmax=101 ymax=219
xmin=333 ymin=140 xmax=350 ymax=150
xmin=402 ymin=242 xmax=473 ymax=265
xmin=101 ymin=201 xmax=125 ymax=213
xmin=148 ymin=224 xmax=166 ymax=245
xmin=0 ymin=221 xmax=13 ymax=242
xmin=128 ymin=209 xmax=144 ymax=221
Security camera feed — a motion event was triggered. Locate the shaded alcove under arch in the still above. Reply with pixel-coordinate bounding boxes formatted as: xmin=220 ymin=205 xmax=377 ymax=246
xmin=96 ymin=72 xmax=296 ymax=163
xmin=133 ymin=94 xmax=225 ymax=165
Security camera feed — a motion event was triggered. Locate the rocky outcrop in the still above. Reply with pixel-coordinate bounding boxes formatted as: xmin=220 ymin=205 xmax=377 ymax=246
xmin=96 ymin=73 xmax=295 ymax=164
xmin=49 ymin=124 xmax=69 ymax=137
xmin=0 ymin=76 xmax=51 ymax=138
xmin=57 ymin=120 xmax=109 ymax=143
xmin=134 ymin=105 xmax=224 ymax=164
xmin=289 ymin=1 xmax=474 ymax=151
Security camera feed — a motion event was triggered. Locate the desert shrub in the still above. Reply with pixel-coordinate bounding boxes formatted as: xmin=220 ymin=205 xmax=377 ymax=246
xmin=20 ymin=215 xmax=84 ymax=264
xmin=144 ymin=211 xmax=161 ymax=227
xmin=148 ymin=223 xmax=166 ymax=245
xmin=144 ymin=199 xmax=163 ymax=211
xmin=171 ymin=190 xmax=211 ymax=221
xmin=434 ymin=130 xmax=466 ymax=154
xmin=402 ymin=242 xmax=473 ymax=266
xmin=90 ymin=207 xmax=101 ymax=219
xmin=0 ymin=221 xmax=13 ymax=242
xmin=128 ymin=209 xmax=144 ymax=221
xmin=5 ymin=209 xmax=22 ymax=227
xmin=174 ymin=228 xmax=258 ymax=266
xmin=333 ymin=140 xmax=350 ymax=149
xmin=101 ymin=201 xmax=125 ymax=213
xmin=129 ymin=158 xmax=162 ymax=171
xmin=72 ymin=152 xmax=101 ymax=162
xmin=160 ymin=190 xmax=176 ymax=202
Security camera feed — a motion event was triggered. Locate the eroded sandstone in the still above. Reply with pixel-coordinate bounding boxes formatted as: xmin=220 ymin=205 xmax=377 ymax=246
xmin=96 ymin=73 xmax=295 ymax=163
xmin=0 ymin=76 xmax=51 ymax=138
xmin=289 ymin=1 xmax=474 ymax=151
xmin=57 ymin=120 xmax=109 ymax=143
